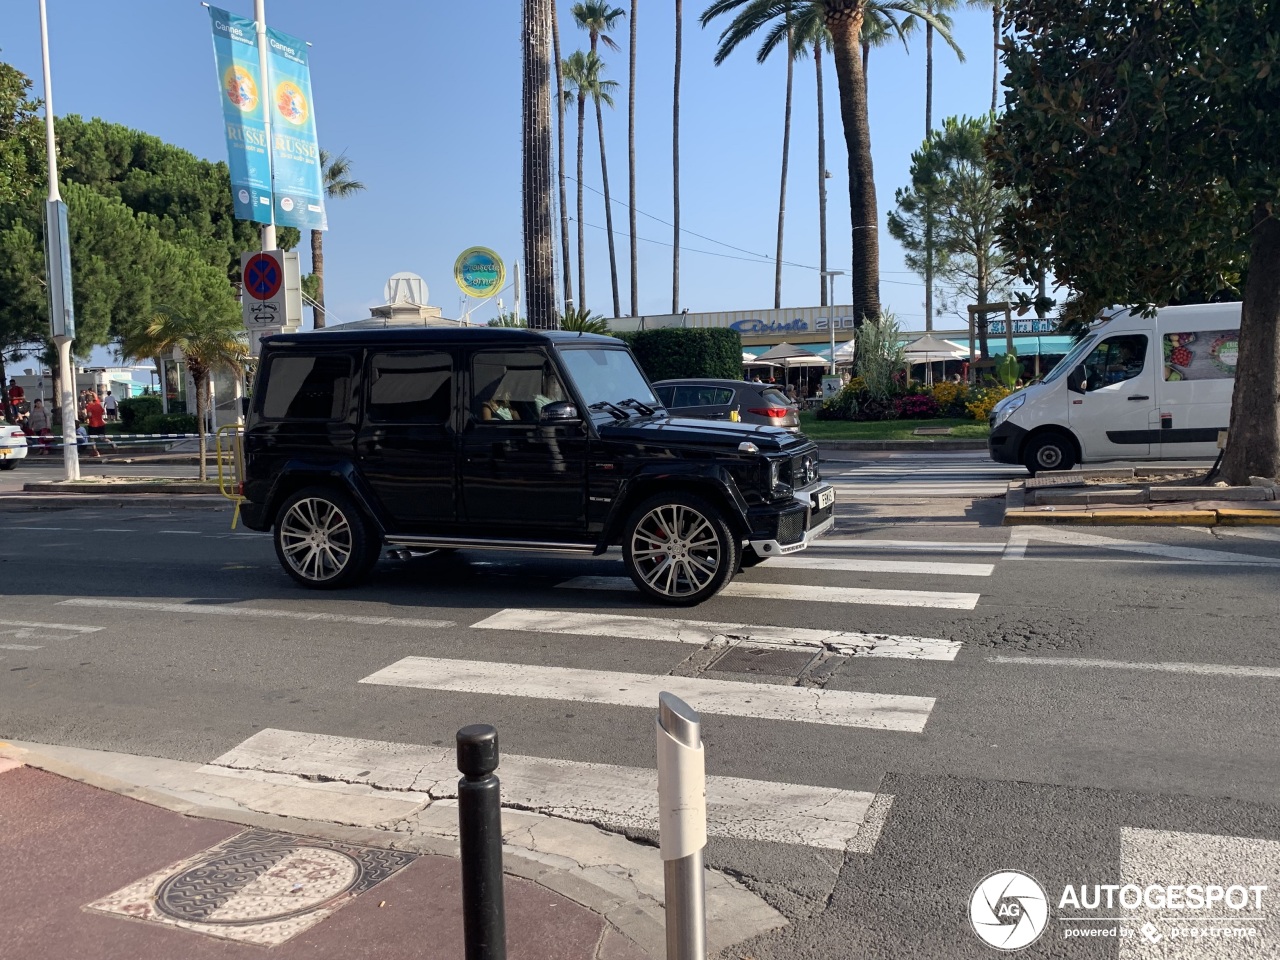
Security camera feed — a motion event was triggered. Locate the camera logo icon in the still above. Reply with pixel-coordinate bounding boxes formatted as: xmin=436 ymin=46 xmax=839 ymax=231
xmin=969 ymin=870 xmax=1050 ymax=951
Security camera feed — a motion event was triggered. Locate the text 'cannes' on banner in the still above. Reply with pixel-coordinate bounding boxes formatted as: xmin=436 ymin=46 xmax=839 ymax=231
xmin=208 ymin=6 xmax=272 ymax=225
xmin=266 ymin=26 xmax=327 ymax=232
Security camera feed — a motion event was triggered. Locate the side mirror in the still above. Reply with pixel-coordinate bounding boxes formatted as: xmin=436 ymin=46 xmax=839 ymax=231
xmin=539 ymin=400 xmax=580 ymax=423
xmin=1067 ymin=365 xmax=1086 ymax=395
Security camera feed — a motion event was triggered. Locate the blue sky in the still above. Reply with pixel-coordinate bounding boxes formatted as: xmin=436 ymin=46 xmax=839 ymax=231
xmin=5 ymin=1 xmax=1004 ymax=336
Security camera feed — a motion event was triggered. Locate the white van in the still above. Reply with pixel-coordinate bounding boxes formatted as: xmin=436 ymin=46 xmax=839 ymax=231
xmin=988 ymin=302 xmax=1240 ymax=474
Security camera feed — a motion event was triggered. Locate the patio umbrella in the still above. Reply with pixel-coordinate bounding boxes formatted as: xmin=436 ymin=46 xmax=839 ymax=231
xmin=902 ymin=334 xmax=969 ymax=386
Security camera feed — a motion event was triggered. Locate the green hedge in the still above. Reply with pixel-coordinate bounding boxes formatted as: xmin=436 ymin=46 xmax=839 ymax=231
xmin=136 ymin=413 xmax=198 ymax=435
xmin=616 ymin=328 xmax=742 ymax=382
xmin=117 ymin=395 xmax=162 ymax=430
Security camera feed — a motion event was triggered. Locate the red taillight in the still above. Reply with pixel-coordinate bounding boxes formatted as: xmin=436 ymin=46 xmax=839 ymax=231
xmin=749 ymin=407 xmax=790 ymax=418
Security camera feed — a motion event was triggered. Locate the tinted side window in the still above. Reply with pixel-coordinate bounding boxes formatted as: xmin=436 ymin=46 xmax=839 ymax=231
xmin=672 ymin=385 xmax=731 ymax=407
xmin=761 ymin=388 xmax=791 ymax=406
xmin=654 ymin=386 xmax=676 ymax=406
xmin=1082 ymin=334 xmax=1148 ymax=391
xmin=472 ymin=350 xmax=566 ymax=423
xmin=368 ymin=352 xmax=453 ymax=424
xmin=261 ymin=355 xmax=351 ymax=420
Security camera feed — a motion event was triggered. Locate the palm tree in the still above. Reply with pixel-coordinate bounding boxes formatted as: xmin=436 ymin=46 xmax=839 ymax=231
xmin=628 ymin=0 xmax=639 ymax=315
xmin=702 ymin=0 xmax=802 ymax=309
xmin=573 ymin=3 xmax=626 ymax=316
xmin=131 ymin=307 xmax=246 ymax=481
xmin=969 ymin=0 xmax=999 ymax=112
xmin=559 ymin=306 xmax=611 ymax=332
xmin=673 ymin=0 xmax=684 ymax=315
xmin=562 ymin=50 xmax=598 ymax=309
xmin=309 ymin=150 xmax=365 ymax=330
xmin=523 ymin=0 xmax=557 ymax=328
xmin=552 ymin=0 xmax=575 ymax=312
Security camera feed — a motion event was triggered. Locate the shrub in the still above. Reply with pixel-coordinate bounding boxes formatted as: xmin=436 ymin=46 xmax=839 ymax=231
xmin=136 ymin=413 xmax=199 ymax=435
xmin=994 ymin=352 xmax=1021 ymax=390
xmin=930 ymin=381 xmax=971 ymax=417
xmin=117 ymin=395 xmax=162 ymax=430
xmin=853 ymin=312 xmax=908 ymax=401
xmin=893 ymin=394 xmax=941 ymax=419
xmin=817 ymin=382 xmax=860 ymax=420
xmin=965 ymin=386 xmax=1011 ymax=422
xmin=615 ymin=328 xmax=742 ymax=381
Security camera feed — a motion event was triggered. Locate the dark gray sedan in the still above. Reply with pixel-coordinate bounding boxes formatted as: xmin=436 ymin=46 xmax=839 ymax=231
xmin=653 ymin=379 xmax=801 ymax=431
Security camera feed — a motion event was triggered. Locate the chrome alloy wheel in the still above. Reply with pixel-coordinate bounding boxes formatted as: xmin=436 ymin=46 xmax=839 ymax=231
xmin=278 ymin=497 xmax=354 ymax=583
xmin=629 ymin=503 xmax=723 ymax=599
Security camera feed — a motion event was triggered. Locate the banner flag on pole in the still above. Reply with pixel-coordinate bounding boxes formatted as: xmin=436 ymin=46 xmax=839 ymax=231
xmin=208 ymin=6 xmax=272 ymax=224
xmin=265 ymin=26 xmax=327 ymax=232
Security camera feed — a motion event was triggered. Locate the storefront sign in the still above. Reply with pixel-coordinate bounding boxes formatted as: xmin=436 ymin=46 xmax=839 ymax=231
xmin=988 ymin=318 xmax=1056 ymax=334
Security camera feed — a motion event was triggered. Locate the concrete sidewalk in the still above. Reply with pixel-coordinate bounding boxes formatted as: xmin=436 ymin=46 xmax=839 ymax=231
xmin=0 ymin=742 xmax=784 ymax=960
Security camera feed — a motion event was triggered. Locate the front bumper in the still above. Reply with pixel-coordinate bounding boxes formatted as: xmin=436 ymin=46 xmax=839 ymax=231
xmin=987 ymin=419 xmax=1028 ymax=465
xmin=747 ymin=480 xmax=835 ymax=557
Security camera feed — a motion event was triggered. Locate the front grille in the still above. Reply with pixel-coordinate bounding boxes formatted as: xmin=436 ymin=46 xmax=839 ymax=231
xmin=776 ymin=509 xmax=806 ymax=545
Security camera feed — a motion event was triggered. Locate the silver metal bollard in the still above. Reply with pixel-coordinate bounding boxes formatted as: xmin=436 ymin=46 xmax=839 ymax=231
xmin=656 ymin=691 xmax=707 ymax=960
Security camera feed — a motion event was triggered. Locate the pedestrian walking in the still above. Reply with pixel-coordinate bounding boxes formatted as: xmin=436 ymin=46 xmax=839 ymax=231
xmin=103 ymin=390 xmax=119 ymax=422
xmin=27 ymin=399 xmax=52 ymax=455
xmin=85 ymin=393 xmax=107 ymax=441
xmin=6 ymin=378 xmax=25 ymax=421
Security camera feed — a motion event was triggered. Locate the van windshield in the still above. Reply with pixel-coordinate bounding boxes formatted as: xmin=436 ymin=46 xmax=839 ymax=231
xmin=557 ymin=346 xmax=659 ymax=411
xmin=1042 ymin=334 xmax=1099 ymax=384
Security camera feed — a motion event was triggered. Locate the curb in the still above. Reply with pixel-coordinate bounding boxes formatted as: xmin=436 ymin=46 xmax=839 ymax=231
xmin=1004 ymin=479 xmax=1280 ymax=527
xmin=22 ymin=481 xmax=221 ymax=495
xmin=0 ymin=494 xmax=228 ymax=511
xmin=0 ymin=740 xmax=785 ymax=959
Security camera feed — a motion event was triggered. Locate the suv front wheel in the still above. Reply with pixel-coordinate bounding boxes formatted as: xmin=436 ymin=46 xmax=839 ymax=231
xmin=623 ymin=492 xmax=737 ymax=606
xmin=274 ymin=486 xmax=378 ymax=589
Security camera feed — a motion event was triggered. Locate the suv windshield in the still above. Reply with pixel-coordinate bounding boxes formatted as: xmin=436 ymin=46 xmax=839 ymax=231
xmin=558 ymin=346 xmax=659 ymax=411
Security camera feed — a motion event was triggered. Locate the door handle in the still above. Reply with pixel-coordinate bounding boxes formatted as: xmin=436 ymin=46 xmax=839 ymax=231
xmin=1127 ymin=395 xmax=1150 ymax=401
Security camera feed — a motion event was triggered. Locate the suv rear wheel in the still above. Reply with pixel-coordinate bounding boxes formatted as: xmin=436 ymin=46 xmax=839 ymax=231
xmin=274 ymin=486 xmax=377 ymax=589
xmin=623 ymin=492 xmax=737 ymax=606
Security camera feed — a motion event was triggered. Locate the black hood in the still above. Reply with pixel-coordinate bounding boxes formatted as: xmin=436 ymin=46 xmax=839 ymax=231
xmin=596 ymin=414 xmax=812 ymax=454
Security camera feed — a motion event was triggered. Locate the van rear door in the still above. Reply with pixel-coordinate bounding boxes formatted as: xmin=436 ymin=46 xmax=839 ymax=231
xmin=1156 ymin=326 xmax=1237 ymax=461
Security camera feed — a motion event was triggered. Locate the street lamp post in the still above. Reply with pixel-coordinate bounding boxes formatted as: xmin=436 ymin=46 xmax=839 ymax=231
xmin=820 ymin=270 xmax=845 ymax=375
xmin=38 ymin=0 xmax=79 ymax=481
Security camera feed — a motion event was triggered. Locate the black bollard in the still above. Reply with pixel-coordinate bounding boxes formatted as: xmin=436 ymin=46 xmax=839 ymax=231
xmin=457 ymin=724 xmax=507 ymax=960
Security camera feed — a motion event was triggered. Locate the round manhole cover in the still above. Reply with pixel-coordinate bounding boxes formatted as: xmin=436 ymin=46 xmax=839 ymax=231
xmin=156 ymin=845 xmax=360 ymax=925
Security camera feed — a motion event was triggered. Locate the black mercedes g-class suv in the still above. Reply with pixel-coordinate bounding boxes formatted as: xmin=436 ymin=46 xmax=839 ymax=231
xmin=239 ymin=327 xmax=834 ymax=605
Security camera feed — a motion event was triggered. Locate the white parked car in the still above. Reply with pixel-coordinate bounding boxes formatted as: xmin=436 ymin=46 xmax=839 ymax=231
xmin=0 ymin=423 xmax=29 ymax=470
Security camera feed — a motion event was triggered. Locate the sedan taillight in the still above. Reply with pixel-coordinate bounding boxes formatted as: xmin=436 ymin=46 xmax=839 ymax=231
xmin=749 ymin=407 xmax=790 ymax=418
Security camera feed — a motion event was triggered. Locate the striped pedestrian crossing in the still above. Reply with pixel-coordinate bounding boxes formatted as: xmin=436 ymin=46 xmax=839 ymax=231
xmin=471 ymin=608 xmax=963 ymax=660
xmin=557 ymin=575 xmax=983 ymax=609
xmin=827 ymin=455 xmax=1022 ymax=499
xmin=204 ymin=728 xmax=878 ymax=851
xmin=359 ymin=657 xmax=936 ymax=732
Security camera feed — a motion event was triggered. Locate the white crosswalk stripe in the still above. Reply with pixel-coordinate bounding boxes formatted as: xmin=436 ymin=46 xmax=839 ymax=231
xmin=471 ymin=609 xmax=963 ymax=660
xmin=557 ymin=575 xmax=982 ymax=609
xmin=360 ymin=657 xmax=935 ymax=732
xmin=205 ymin=729 xmax=878 ymax=851
xmin=764 ymin=555 xmax=994 ymax=576
xmin=827 ymin=455 xmax=1021 ymax=498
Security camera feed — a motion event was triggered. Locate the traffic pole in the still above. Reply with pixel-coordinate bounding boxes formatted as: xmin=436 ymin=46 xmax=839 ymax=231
xmin=38 ymin=0 xmax=79 ymax=482
xmin=457 ymin=724 xmax=507 ymax=960
xmin=657 ymin=692 xmax=707 ymax=960
xmin=255 ymin=0 xmax=276 ymax=251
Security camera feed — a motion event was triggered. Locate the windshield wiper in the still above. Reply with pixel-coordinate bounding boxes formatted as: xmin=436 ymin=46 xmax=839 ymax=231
xmin=588 ymin=400 xmax=630 ymax=421
xmin=618 ymin=397 xmax=656 ymax=416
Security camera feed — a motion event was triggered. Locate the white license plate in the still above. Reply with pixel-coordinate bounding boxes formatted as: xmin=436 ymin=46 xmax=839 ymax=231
xmin=814 ymin=488 xmax=835 ymax=510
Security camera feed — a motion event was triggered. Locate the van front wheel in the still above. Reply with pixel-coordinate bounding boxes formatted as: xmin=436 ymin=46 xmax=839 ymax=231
xmin=1023 ymin=432 xmax=1077 ymax=475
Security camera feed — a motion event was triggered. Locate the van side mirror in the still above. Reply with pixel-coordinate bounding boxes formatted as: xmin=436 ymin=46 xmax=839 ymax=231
xmin=539 ymin=400 xmax=580 ymax=423
xmin=1067 ymin=365 xmax=1087 ymax=395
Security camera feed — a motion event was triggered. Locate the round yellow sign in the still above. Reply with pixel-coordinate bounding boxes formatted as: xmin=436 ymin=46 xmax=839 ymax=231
xmin=454 ymin=247 xmax=505 ymax=298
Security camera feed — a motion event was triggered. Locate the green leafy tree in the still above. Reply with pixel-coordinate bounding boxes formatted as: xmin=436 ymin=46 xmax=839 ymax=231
xmin=309 ymin=150 xmax=365 ymax=329
xmin=487 ymin=312 xmax=527 ymax=327
xmin=990 ymin=0 xmax=1280 ymax=484
xmin=889 ymin=114 xmax=1015 ymax=358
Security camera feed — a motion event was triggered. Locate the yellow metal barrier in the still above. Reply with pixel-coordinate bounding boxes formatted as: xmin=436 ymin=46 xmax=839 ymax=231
xmin=216 ymin=424 xmax=246 ymax=529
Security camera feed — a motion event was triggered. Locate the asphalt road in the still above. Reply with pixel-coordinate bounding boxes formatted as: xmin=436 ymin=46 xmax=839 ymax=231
xmin=2 ymin=456 xmax=1278 ymax=958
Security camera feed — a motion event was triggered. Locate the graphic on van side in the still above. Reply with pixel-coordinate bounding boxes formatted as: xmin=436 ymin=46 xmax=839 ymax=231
xmin=1163 ymin=330 xmax=1238 ymax=381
